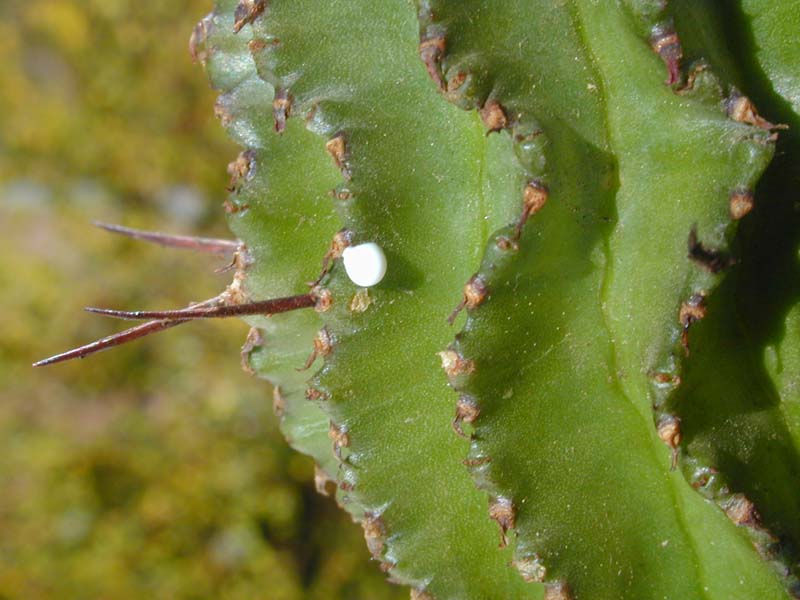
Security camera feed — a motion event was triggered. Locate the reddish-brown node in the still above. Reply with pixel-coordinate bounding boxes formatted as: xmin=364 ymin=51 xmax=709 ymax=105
xmin=651 ymin=372 xmax=681 ymax=386
xmin=650 ymin=24 xmax=683 ymax=85
xmin=724 ymin=494 xmax=760 ymax=527
xmin=679 ymin=294 xmax=707 ymax=353
xmin=657 ymin=414 xmax=682 ymax=470
xmin=273 ymin=89 xmax=292 ymax=133
xmin=313 ymin=287 xmax=334 ymax=313
xmin=515 ymin=181 xmax=549 ymax=239
xmin=328 ymin=422 xmax=350 ymax=458
xmin=233 ymin=0 xmax=267 ymax=33
xmin=544 ymin=581 xmax=574 ymax=600
xmin=305 ymin=387 xmax=328 ymax=402
xmin=299 ymin=327 xmax=334 ymax=371
xmin=446 ymin=71 xmax=467 ymax=94
xmin=325 ymin=134 xmax=348 ymax=171
xmin=452 ymin=395 xmax=480 ymax=437
xmin=729 ymin=189 xmax=755 ymax=220
xmin=214 ymin=100 xmax=234 ymax=128
xmin=362 ymin=513 xmax=386 ymax=560
xmin=438 ymin=350 xmax=476 ymax=379
xmin=488 ymin=496 xmax=515 ymax=548
xmin=448 ymin=275 xmax=488 ymax=324
xmin=227 ymin=149 xmax=256 ymax=191
xmin=726 ymin=93 xmax=784 ymax=130
xmin=419 ymin=36 xmax=446 ymax=90
xmin=480 ymin=100 xmax=509 ymax=134
xmin=512 ymin=554 xmax=547 ymax=584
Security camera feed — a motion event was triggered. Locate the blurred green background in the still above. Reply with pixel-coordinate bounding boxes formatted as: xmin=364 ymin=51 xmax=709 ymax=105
xmin=0 ymin=1 xmax=404 ymax=598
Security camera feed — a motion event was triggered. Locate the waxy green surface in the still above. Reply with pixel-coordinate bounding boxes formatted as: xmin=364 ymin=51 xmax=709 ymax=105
xmin=203 ymin=0 xmax=342 ymax=479
xmin=665 ymin=0 xmax=800 ymax=580
xmin=433 ymin=1 xmax=784 ymax=598
xmin=248 ymin=0 xmax=536 ymax=598
xmin=200 ymin=0 xmax=799 ymax=598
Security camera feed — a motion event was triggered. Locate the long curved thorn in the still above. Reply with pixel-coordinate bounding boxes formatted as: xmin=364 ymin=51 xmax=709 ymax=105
xmin=85 ymin=294 xmax=317 ymax=321
xmin=94 ymin=221 xmax=239 ymax=254
xmin=32 ymin=318 xmax=189 ymax=367
xmin=33 ymin=295 xmax=226 ymax=367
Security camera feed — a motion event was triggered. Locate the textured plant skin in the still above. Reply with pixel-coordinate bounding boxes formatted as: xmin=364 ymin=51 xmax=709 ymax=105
xmin=188 ymin=1 xmax=800 ymax=598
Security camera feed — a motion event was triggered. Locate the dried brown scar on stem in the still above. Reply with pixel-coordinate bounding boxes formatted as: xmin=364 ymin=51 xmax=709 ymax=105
xmin=273 ymin=88 xmax=292 ymax=133
xmin=223 ymin=198 xmax=248 ymax=214
xmin=419 ymin=35 xmax=446 ymax=91
xmin=329 ymin=187 xmax=353 ymax=201
xmin=512 ymin=554 xmax=547 ymax=583
xmin=726 ymin=92 xmax=787 ymax=130
xmin=480 ymin=99 xmax=508 ymax=134
xmin=362 ymin=513 xmax=386 ymax=560
xmin=233 ymin=0 xmax=266 ymax=34
xmin=298 ymin=327 xmax=333 ymax=371
xmin=214 ymin=99 xmax=232 ymax=128
xmin=311 ymin=229 xmax=353 ymax=286
xmin=676 ymin=62 xmax=708 ymax=94
xmin=379 ymin=561 xmax=395 ymax=574
xmin=723 ymin=494 xmax=760 ymax=527
xmin=657 ymin=414 xmax=682 ymax=470
xmin=448 ymin=275 xmax=488 ymax=324
xmin=679 ymin=293 xmax=707 ymax=354
xmin=462 ymin=456 xmax=491 ymax=467
xmin=314 ymin=465 xmax=336 ymax=497
xmin=488 ymin=496 xmax=515 ymax=548
xmin=515 ymin=181 xmax=549 ymax=239
xmin=446 ymin=71 xmax=468 ymax=95
xmin=328 ymin=422 xmax=350 ymax=459
xmin=349 ymin=288 xmax=374 ymax=313
xmin=272 ymin=386 xmax=287 ymax=418
xmin=452 ymin=394 xmax=480 ymax=437
xmin=496 ymin=235 xmax=519 ymax=252
xmin=437 ymin=350 xmax=476 ymax=379
xmin=325 ymin=133 xmax=350 ymax=179
xmin=650 ymin=23 xmax=683 ymax=85
xmin=248 ymin=36 xmax=279 ymax=54
xmin=189 ymin=15 xmax=212 ymax=65
xmin=410 ymin=589 xmax=435 ymax=600
xmin=305 ymin=387 xmax=328 ymax=402
xmin=313 ymin=287 xmax=334 ymax=313
xmin=687 ymin=226 xmax=733 ymax=273
xmin=240 ymin=327 xmax=264 ymax=376
xmin=544 ymin=581 xmax=574 ymax=600
xmin=227 ymin=149 xmax=256 ymax=192
xmin=651 ymin=371 xmax=681 ymax=386
xmin=729 ymin=188 xmax=755 ymax=220
xmin=93 ymin=222 xmax=239 ymax=255
xmin=690 ymin=466 xmax=719 ymax=491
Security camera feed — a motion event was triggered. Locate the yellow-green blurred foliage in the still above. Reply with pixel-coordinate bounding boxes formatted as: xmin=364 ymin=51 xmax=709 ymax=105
xmin=0 ymin=1 xmax=404 ymax=598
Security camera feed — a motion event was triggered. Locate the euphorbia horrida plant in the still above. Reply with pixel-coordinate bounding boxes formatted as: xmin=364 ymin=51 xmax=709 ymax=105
xmin=38 ymin=1 xmax=800 ymax=598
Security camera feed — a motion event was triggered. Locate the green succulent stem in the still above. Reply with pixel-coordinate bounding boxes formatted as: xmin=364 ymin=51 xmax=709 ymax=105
xmin=188 ymin=1 xmax=800 ymax=598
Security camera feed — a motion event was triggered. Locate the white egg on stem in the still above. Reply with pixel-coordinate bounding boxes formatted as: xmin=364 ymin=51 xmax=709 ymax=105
xmin=342 ymin=242 xmax=387 ymax=287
